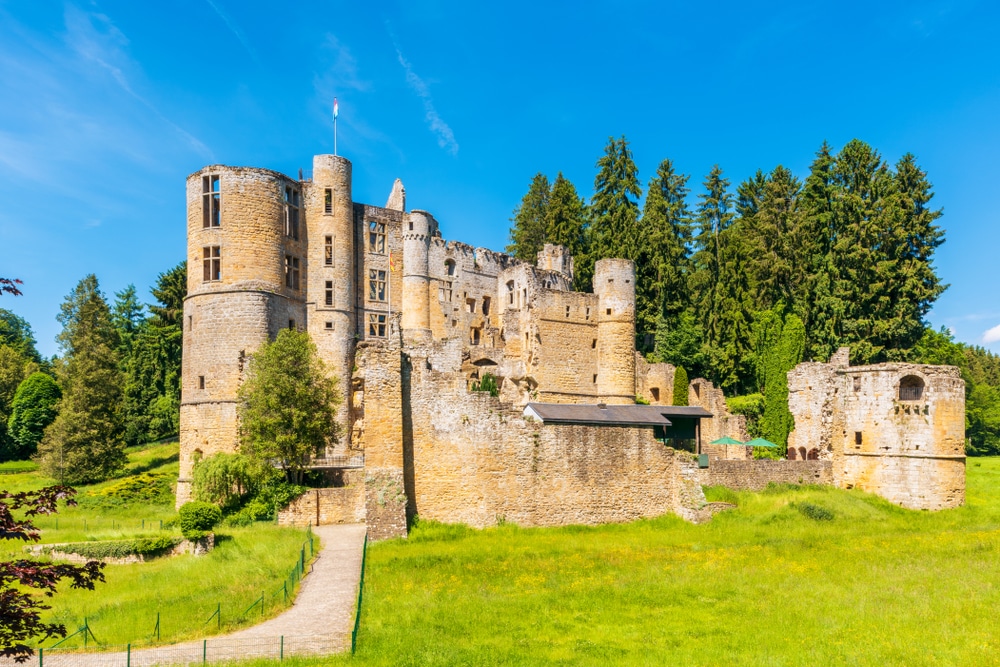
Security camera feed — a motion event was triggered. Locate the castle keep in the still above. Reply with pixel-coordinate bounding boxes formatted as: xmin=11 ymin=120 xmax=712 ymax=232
xmin=179 ymin=151 xmax=965 ymax=536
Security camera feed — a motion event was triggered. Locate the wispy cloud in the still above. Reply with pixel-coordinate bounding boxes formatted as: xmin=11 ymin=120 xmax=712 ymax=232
xmin=982 ymin=324 xmax=1000 ymax=344
xmin=203 ymin=0 xmax=258 ymax=64
xmin=315 ymin=34 xmax=371 ymax=93
xmin=386 ymin=26 xmax=458 ymax=156
xmin=63 ymin=6 xmax=212 ymax=159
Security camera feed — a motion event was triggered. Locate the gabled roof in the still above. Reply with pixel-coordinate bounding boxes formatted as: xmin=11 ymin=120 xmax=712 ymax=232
xmin=523 ymin=403 xmax=712 ymax=427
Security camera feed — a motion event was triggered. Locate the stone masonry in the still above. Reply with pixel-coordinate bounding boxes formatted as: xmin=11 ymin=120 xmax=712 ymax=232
xmin=179 ymin=151 xmax=966 ymax=534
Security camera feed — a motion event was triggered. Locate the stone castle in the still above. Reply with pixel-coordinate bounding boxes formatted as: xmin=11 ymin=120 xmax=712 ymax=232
xmin=178 ymin=152 xmax=965 ymax=538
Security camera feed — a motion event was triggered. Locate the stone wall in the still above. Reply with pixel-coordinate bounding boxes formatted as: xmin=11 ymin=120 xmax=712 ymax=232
xmin=698 ymin=460 xmax=832 ymax=491
xmin=400 ymin=340 xmax=706 ymax=529
xmin=277 ymin=487 xmax=365 ymax=527
xmin=688 ymin=378 xmax=749 ymax=459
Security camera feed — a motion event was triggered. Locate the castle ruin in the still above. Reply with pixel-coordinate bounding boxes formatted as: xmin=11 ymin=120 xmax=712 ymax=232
xmin=178 ymin=151 xmax=965 ymax=537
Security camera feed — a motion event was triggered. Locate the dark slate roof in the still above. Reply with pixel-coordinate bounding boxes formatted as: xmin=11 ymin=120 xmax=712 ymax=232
xmin=523 ymin=403 xmax=712 ymax=427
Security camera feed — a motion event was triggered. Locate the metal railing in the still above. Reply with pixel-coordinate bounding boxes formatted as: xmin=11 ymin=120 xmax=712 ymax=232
xmin=308 ymin=455 xmax=365 ymax=469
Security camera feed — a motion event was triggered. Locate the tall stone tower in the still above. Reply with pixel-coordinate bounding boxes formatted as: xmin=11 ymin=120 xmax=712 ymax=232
xmin=305 ymin=155 xmax=355 ymax=435
xmin=594 ymin=258 xmax=636 ymax=404
xmin=401 ymin=209 xmax=435 ymax=344
xmin=178 ymin=166 xmax=307 ymax=504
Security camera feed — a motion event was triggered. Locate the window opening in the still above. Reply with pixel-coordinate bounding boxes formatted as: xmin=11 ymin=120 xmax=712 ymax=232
xmin=325 ymin=321 xmax=333 ymax=330
xmin=606 ymin=308 xmax=612 ymax=315
xmin=198 ymin=375 xmax=205 ymax=389
xmin=482 ymin=296 xmax=491 ymax=316
xmin=439 ymin=280 xmax=452 ymax=302
xmin=368 ymin=221 xmax=386 ymax=254
xmin=853 ymin=376 xmax=861 ymax=391
xmin=288 ymin=319 xmax=295 ymax=330
xmin=202 ymin=246 xmax=221 ymax=282
xmin=855 ymin=431 xmax=863 ymax=446
xmin=899 ymin=375 xmax=925 ymax=401
xmin=324 ymin=188 xmax=333 ymax=214
xmin=445 ymin=259 xmax=456 ymax=276
xmin=466 ymin=298 xmax=476 ymax=313
xmin=284 ymin=186 xmax=300 ymax=240
xmin=202 ymin=175 xmax=220 ymax=228
xmin=650 ymin=387 xmax=660 ymax=401
xmin=324 ymin=236 xmax=334 ymax=266
xmin=506 ymin=281 xmax=515 ymax=305
xmin=592 ymin=339 xmax=597 ymax=349
xmin=593 ymin=374 xmax=597 ymax=383
xmin=585 ymin=307 xmax=591 ymax=320
xmin=369 ymin=313 xmax=387 ymax=337
xmin=471 ymin=328 xmax=481 ymax=345
xmin=325 ymin=280 xmax=333 ymax=306
xmin=285 ymin=256 xmax=300 ymax=290
xmin=369 ymin=270 xmax=387 ymax=302
xmin=565 ymin=305 xmax=570 ymax=317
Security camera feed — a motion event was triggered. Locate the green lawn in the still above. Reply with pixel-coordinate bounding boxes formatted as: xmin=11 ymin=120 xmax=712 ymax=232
xmin=237 ymin=457 xmax=1000 ymax=667
xmin=1 ymin=441 xmax=315 ymax=649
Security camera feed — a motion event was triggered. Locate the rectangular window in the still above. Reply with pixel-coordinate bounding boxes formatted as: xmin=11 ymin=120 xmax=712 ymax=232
xmin=466 ymin=298 xmax=476 ymax=313
xmin=471 ymin=328 xmax=481 ymax=345
xmin=369 ymin=270 xmax=386 ymax=302
xmin=289 ymin=319 xmax=295 ymax=330
xmin=202 ymin=246 xmax=221 ymax=281
xmin=325 ymin=321 xmax=333 ymax=330
xmin=368 ymin=221 xmax=386 ymax=254
xmin=482 ymin=296 xmax=491 ymax=316
xmin=198 ymin=375 xmax=205 ymax=389
xmin=325 ymin=280 xmax=333 ymax=306
xmin=368 ymin=313 xmax=387 ymax=337
xmin=202 ymin=175 xmax=220 ymax=227
xmin=439 ymin=280 xmax=452 ymax=302
xmin=285 ymin=255 xmax=300 ymax=290
xmin=284 ymin=186 xmax=300 ymax=240
xmin=324 ymin=236 xmax=333 ymax=266
xmin=324 ymin=188 xmax=333 ymax=215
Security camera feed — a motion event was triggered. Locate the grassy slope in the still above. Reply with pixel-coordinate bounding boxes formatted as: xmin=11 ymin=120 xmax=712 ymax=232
xmin=239 ymin=458 xmax=1000 ymax=667
xmin=1 ymin=442 xmax=315 ymax=648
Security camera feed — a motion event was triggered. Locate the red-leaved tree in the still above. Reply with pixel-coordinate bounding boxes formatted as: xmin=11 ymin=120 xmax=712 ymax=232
xmin=0 ymin=278 xmax=23 ymax=297
xmin=0 ymin=487 xmax=105 ymax=662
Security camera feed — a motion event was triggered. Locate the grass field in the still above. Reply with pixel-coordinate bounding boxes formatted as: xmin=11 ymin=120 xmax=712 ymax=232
xmin=230 ymin=458 xmax=1000 ymax=667
xmin=0 ymin=442 xmax=315 ymax=649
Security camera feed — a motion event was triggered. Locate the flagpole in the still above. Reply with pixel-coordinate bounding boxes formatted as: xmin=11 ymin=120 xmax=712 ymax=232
xmin=333 ymin=97 xmax=339 ymax=156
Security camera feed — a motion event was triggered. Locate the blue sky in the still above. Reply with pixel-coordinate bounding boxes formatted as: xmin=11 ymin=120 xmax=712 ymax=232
xmin=1 ymin=0 xmax=998 ymax=358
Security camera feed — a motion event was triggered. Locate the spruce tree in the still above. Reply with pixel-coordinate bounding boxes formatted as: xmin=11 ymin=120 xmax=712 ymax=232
xmin=507 ymin=173 xmax=550 ymax=261
xmin=590 ymin=136 xmax=642 ymax=263
xmin=742 ymin=166 xmax=802 ymax=311
xmin=36 ymin=275 xmax=125 ymax=483
xmin=639 ymin=159 xmax=692 ymax=349
xmin=545 ymin=172 xmax=588 ymax=265
xmin=798 ymin=142 xmax=840 ymax=361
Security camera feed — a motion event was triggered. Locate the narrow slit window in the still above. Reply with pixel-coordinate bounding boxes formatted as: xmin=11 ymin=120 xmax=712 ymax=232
xmin=325 ymin=280 xmax=333 ymax=306
xmin=482 ymin=296 xmax=491 ymax=316
xmin=324 ymin=188 xmax=333 ymax=215
xmin=324 ymin=236 xmax=334 ymax=266
xmin=285 ymin=256 xmax=300 ymax=290
xmin=288 ymin=319 xmax=295 ymax=330
xmin=284 ymin=186 xmax=300 ymax=240
xmin=198 ymin=375 xmax=205 ymax=389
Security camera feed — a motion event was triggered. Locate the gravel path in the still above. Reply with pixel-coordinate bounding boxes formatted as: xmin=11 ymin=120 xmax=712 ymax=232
xmin=11 ymin=523 xmax=368 ymax=666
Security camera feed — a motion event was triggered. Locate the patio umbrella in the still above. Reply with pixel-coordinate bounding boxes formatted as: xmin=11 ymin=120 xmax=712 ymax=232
xmin=745 ymin=437 xmax=777 ymax=448
xmin=709 ymin=436 xmax=745 ymax=445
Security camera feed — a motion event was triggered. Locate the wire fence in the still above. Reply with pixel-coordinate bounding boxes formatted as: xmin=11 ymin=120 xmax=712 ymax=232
xmin=29 ymin=634 xmax=350 ymax=666
xmin=33 ymin=517 xmax=173 ymax=532
xmin=37 ymin=535 xmax=317 ymax=652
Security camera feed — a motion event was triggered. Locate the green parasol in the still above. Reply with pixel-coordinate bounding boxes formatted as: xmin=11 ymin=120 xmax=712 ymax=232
xmin=745 ymin=437 xmax=778 ymax=448
xmin=709 ymin=436 xmax=745 ymax=445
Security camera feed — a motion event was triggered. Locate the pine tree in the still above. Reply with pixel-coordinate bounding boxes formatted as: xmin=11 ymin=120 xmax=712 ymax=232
xmin=149 ymin=261 xmax=186 ymax=328
xmin=798 ymin=142 xmax=840 ymax=361
xmin=638 ymin=159 xmax=692 ymax=349
xmin=590 ymin=136 xmax=642 ymax=263
xmin=545 ymin=172 xmax=588 ymax=264
xmin=507 ymin=173 xmax=550 ymax=261
xmin=742 ymin=166 xmax=803 ymax=311
xmin=36 ymin=275 xmax=125 ymax=483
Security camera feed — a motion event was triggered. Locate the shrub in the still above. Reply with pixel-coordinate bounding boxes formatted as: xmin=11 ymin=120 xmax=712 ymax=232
xmin=472 ymin=373 xmax=500 ymax=398
xmin=193 ymin=452 xmax=273 ymax=512
xmin=41 ymin=536 xmax=182 ymax=560
xmin=178 ymin=501 xmax=222 ymax=539
xmin=85 ymin=472 xmax=174 ymax=506
xmin=224 ymin=479 xmax=305 ymax=526
xmin=795 ymin=502 xmax=834 ymax=521
xmin=672 ymin=367 xmax=688 ymax=406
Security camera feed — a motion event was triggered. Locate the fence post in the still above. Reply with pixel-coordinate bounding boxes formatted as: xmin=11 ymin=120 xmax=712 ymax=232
xmin=155 ymin=611 xmax=160 ymax=641
xmin=37 ymin=647 xmax=42 ymax=667
xmin=280 ymin=635 xmax=284 ymax=660
xmin=283 ymin=581 xmax=288 ymax=603
xmin=83 ymin=618 xmax=88 ymax=648
xmin=203 ymin=639 xmax=207 ymax=665
xmin=126 ymin=643 xmax=131 ymax=667
xmin=261 ymin=590 xmax=265 ymax=617
xmin=217 ymin=602 xmax=221 ymax=630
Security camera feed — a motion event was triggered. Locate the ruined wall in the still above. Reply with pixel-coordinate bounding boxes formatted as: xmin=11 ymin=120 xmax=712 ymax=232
xmin=698 ymin=460 xmax=832 ymax=491
xmin=787 ymin=351 xmax=966 ymax=510
xmin=688 ymin=378 xmax=749 ymax=460
xmin=635 ymin=355 xmax=675 ymax=405
xmin=400 ymin=340 xmax=706 ymax=528
xmin=277 ymin=487 xmax=366 ymax=527
xmin=531 ymin=290 xmax=600 ymax=402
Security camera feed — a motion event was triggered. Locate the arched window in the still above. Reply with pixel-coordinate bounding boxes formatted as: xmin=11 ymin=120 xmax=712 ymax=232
xmin=807 ymin=448 xmax=819 ymax=460
xmin=787 ymin=447 xmax=797 ymax=460
xmin=506 ymin=281 xmax=515 ymax=305
xmin=899 ymin=375 xmax=925 ymax=401
xmin=445 ymin=259 xmax=456 ymax=276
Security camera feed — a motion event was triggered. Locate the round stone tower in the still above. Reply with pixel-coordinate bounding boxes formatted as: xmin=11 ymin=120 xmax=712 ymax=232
xmin=305 ymin=155 xmax=355 ymax=439
xmin=401 ymin=209 xmax=436 ymax=344
xmin=594 ymin=258 xmax=637 ymax=404
xmin=179 ymin=165 xmax=305 ymax=505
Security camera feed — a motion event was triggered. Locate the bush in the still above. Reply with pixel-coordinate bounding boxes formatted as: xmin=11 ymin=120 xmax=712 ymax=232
xmin=727 ymin=394 xmax=765 ymax=437
xmin=85 ymin=472 xmax=174 ymax=506
xmin=41 ymin=536 xmax=181 ymax=560
xmin=224 ymin=479 xmax=305 ymax=526
xmin=472 ymin=373 xmax=500 ymax=397
xmin=178 ymin=501 xmax=222 ymax=539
